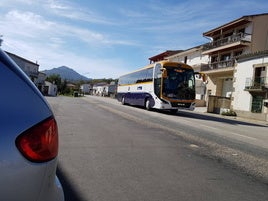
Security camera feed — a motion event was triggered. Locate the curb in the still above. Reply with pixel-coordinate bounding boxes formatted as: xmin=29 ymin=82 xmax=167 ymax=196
xmin=192 ymin=107 xmax=268 ymax=126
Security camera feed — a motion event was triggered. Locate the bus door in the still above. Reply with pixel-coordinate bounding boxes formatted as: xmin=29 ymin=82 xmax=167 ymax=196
xmin=153 ymin=63 xmax=162 ymax=98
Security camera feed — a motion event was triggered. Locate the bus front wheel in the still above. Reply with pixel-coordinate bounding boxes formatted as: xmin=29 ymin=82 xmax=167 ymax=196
xmin=145 ymin=99 xmax=151 ymax=111
xmin=121 ymin=97 xmax=126 ymax=105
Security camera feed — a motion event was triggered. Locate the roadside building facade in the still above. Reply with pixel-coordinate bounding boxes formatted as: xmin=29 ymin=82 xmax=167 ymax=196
xmin=201 ymin=13 xmax=268 ymax=115
xmin=233 ymin=51 xmax=268 ymax=121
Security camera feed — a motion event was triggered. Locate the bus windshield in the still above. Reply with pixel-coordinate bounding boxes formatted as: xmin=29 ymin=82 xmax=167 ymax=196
xmin=162 ymin=67 xmax=195 ymax=100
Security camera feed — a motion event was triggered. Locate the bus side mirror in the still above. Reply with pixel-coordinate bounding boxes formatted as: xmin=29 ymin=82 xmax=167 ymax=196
xmin=201 ymin=73 xmax=207 ymax=83
xmin=195 ymin=72 xmax=207 ymax=83
xmin=161 ymin=68 xmax=168 ymax=78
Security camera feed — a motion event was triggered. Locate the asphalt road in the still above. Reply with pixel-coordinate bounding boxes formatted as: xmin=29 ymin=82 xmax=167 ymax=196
xmin=47 ymin=96 xmax=268 ymax=201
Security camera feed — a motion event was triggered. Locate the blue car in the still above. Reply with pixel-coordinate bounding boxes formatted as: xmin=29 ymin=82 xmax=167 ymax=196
xmin=0 ymin=48 xmax=64 ymax=201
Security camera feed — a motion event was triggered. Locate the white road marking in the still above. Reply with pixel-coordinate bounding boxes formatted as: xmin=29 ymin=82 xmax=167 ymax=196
xmin=200 ymin=125 xmax=258 ymax=140
xmin=229 ymin=132 xmax=258 ymax=140
xmin=200 ymin=124 xmax=220 ymax=130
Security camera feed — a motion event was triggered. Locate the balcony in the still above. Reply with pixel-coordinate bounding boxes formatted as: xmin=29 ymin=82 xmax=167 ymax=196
xmin=203 ymin=33 xmax=251 ymax=54
xmin=245 ymin=77 xmax=268 ymax=92
xmin=201 ymin=59 xmax=235 ymax=72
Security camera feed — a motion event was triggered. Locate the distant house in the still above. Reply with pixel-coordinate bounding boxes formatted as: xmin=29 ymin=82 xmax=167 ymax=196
xmin=80 ymin=84 xmax=91 ymax=94
xmin=93 ymin=82 xmax=109 ymax=96
xmin=43 ymin=81 xmax=57 ymax=96
xmin=92 ymin=82 xmax=117 ymax=97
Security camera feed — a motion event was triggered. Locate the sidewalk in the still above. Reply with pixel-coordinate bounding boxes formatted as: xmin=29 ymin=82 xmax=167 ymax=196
xmin=192 ymin=107 xmax=268 ymax=126
xmin=193 ymin=107 xmax=207 ymax=113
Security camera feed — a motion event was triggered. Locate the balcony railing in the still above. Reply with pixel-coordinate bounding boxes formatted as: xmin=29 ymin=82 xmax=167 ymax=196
xmin=245 ymin=77 xmax=268 ymax=91
xmin=201 ymin=59 xmax=235 ymax=71
xmin=203 ymin=33 xmax=251 ymax=51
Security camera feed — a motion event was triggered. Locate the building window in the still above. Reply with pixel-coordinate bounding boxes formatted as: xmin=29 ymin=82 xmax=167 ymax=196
xmin=251 ymin=95 xmax=263 ymax=113
xmin=254 ymin=67 xmax=266 ymax=87
xmin=255 ymin=67 xmax=266 ymax=78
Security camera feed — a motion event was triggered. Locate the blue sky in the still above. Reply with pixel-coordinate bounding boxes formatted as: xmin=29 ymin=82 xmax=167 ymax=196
xmin=1 ymin=0 xmax=268 ymax=79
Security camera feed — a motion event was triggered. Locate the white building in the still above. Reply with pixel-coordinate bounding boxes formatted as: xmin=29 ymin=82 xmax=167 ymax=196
xmin=93 ymin=83 xmax=109 ymax=96
xmin=44 ymin=81 xmax=57 ymax=96
xmin=233 ymin=51 xmax=268 ymax=121
xmin=80 ymin=84 xmax=91 ymax=94
xmin=200 ymin=13 xmax=268 ymax=115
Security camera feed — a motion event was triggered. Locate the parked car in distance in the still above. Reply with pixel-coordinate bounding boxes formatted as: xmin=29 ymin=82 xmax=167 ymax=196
xmin=0 ymin=48 xmax=64 ymax=201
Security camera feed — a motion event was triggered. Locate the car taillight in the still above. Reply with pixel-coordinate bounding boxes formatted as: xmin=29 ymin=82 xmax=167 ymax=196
xmin=16 ymin=117 xmax=59 ymax=163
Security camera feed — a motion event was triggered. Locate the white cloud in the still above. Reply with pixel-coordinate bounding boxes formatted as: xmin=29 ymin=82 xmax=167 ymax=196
xmin=5 ymin=10 xmax=54 ymax=30
xmin=0 ymin=8 xmax=133 ymax=78
xmin=47 ymin=0 xmax=69 ymax=10
xmin=3 ymin=35 xmax=129 ymax=78
xmin=45 ymin=0 xmax=114 ymax=25
xmin=0 ymin=0 xmax=35 ymax=6
xmin=1 ymin=8 xmax=136 ymax=48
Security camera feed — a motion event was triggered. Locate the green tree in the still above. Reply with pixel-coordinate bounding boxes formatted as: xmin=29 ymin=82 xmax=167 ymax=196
xmin=60 ymin=79 xmax=68 ymax=95
xmin=46 ymin=74 xmax=61 ymax=87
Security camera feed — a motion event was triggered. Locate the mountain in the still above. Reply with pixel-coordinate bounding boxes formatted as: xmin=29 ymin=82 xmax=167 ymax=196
xmin=42 ymin=66 xmax=91 ymax=81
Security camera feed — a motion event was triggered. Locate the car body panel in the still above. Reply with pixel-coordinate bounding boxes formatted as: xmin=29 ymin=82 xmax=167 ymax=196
xmin=0 ymin=49 xmax=64 ymax=201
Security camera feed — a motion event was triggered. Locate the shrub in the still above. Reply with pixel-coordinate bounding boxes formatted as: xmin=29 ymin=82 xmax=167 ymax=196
xmin=221 ymin=110 xmax=237 ymax=116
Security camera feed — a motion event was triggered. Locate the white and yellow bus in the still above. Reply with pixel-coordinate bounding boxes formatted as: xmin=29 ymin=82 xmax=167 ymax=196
xmin=117 ymin=61 xmax=200 ymax=113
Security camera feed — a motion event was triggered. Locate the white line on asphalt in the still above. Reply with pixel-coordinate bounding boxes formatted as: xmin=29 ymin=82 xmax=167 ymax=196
xmin=200 ymin=125 xmax=258 ymax=140
xmin=200 ymin=124 xmax=220 ymax=130
xmin=229 ymin=132 xmax=258 ymax=140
